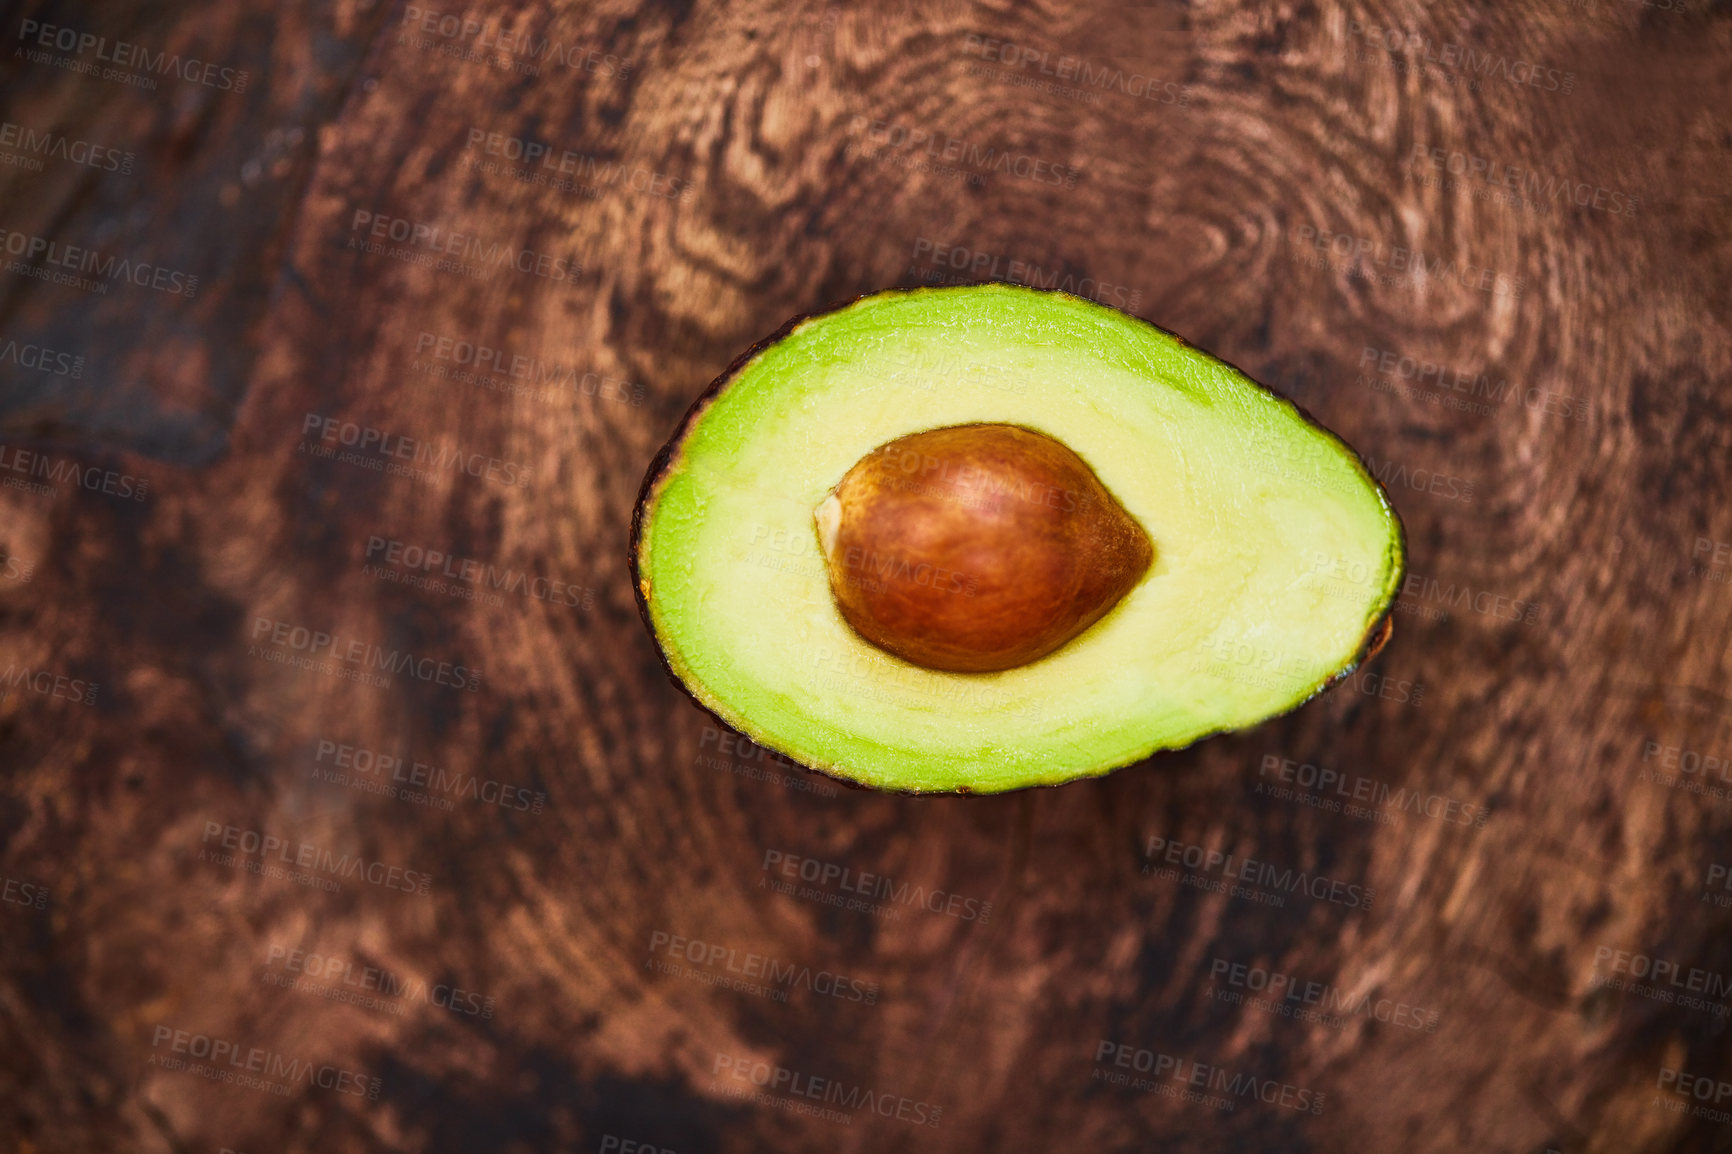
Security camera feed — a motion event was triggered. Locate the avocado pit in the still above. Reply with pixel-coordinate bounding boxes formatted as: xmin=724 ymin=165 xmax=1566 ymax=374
xmin=815 ymin=423 xmax=1154 ymax=673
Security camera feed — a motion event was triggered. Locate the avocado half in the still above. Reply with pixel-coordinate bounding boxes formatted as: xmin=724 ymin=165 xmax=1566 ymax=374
xmin=631 ymin=284 xmax=1405 ymax=794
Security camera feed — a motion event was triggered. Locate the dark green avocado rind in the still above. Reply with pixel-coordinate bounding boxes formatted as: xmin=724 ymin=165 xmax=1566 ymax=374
xmin=629 ymin=284 xmax=1408 ymax=796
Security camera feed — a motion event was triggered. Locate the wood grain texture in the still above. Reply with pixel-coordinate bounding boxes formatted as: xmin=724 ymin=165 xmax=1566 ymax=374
xmin=2 ymin=0 xmax=1730 ymax=1151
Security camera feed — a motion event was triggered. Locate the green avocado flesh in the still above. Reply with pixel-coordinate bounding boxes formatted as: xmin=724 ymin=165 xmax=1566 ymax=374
xmin=634 ymin=284 xmax=1405 ymax=794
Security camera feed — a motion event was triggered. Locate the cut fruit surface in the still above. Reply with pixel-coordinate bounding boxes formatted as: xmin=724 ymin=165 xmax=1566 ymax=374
xmin=631 ymin=284 xmax=1405 ymax=794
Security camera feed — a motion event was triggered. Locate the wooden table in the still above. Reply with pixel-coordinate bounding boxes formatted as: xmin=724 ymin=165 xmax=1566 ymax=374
xmin=1 ymin=1 xmax=1728 ymax=1150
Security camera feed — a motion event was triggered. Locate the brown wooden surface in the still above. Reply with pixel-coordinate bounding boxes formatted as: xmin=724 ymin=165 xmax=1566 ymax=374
xmin=2 ymin=0 xmax=1731 ymax=1151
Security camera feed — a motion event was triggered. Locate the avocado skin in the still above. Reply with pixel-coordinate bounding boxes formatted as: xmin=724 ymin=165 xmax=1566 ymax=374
xmin=628 ymin=285 xmax=1407 ymax=796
